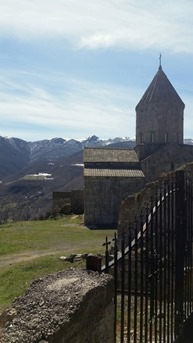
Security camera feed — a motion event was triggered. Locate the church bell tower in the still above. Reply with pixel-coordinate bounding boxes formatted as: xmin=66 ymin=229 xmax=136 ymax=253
xmin=135 ymin=58 xmax=185 ymax=160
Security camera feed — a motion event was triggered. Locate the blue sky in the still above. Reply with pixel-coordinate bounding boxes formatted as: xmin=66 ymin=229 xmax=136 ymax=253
xmin=0 ymin=0 xmax=193 ymax=141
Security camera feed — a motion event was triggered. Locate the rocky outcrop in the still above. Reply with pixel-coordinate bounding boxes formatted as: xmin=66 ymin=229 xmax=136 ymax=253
xmin=0 ymin=268 xmax=114 ymax=343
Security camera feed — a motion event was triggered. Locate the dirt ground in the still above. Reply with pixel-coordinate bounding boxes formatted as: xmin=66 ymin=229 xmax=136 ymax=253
xmin=0 ymin=249 xmax=68 ymax=269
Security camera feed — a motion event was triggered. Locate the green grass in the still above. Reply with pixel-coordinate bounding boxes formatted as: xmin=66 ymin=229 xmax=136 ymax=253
xmin=0 ymin=215 xmax=114 ymax=255
xmin=0 ymin=255 xmax=84 ymax=309
xmin=0 ymin=215 xmax=115 ymax=310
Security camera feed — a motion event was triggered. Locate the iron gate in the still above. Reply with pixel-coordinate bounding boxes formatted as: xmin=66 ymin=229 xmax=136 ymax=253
xmin=101 ymin=170 xmax=193 ymax=343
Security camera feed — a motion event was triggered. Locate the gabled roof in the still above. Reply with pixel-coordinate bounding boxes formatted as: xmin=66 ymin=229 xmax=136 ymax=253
xmin=136 ymin=66 xmax=185 ymax=109
xmin=84 ymin=148 xmax=139 ymax=163
xmin=84 ymin=168 xmax=144 ymax=178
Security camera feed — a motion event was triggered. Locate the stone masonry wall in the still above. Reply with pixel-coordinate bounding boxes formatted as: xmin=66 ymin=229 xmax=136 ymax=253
xmin=84 ymin=176 xmax=145 ymax=228
xmin=117 ymin=173 xmax=174 ymax=236
xmin=136 ymin=101 xmax=184 ymax=146
xmin=53 ymin=190 xmax=84 ymax=215
xmin=0 ymin=269 xmax=114 ymax=343
xmin=118 ymin=163 xmax=193 ymax=237
xmin=140 ymin=143 xmax=193 ymax=183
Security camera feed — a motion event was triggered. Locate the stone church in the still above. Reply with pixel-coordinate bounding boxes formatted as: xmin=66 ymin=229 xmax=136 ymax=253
xmin=84 ymin=62 xmax=193 ymax=228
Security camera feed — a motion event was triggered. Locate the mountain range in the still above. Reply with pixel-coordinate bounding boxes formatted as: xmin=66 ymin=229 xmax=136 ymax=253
xmin=0 ymin=135 xmax=136 ymax=181
xmin=0 ymin=135 xmax=135 ymax=221
xmin=0 ymin=135 xmax=192 ymax=222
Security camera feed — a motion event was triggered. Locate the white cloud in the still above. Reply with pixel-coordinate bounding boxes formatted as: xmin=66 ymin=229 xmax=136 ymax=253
xmin=0 ymin=0 xmax=193 ymax=53
xmin=0 ymin=68 xmax=192 ymax=141
xmin=0 ymin=73 xmax=137 ymax=140
xmin=0 ymin=0 xmax=192 ymax=141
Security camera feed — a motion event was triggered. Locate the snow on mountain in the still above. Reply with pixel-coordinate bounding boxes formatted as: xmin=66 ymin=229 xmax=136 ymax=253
xmin=1 ymin=134 xmax=193 ymax=181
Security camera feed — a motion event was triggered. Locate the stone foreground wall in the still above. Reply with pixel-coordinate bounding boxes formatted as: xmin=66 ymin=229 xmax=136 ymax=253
xmin=118 ymin=173 xmax=174 ymax=236
xmin=0 ymin=269 xmax=114 ymax=343
xmin=118 ymin=163 xmax=193 ymax=237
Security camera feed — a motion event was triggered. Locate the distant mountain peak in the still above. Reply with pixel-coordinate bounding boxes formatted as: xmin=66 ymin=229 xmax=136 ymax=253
xmin=0 ymin=134 xmax=193 ymax=181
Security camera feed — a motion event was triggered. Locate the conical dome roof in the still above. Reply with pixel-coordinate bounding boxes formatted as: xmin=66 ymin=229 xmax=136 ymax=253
xmin=136 ymin=66 xmax=185 ymax=110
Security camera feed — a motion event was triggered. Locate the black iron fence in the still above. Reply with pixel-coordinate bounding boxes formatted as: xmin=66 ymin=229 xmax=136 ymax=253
xmin=100 ymin=170 xmax=193 ymax=343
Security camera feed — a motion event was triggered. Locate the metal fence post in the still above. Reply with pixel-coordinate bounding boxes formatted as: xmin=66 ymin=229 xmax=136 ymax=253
xmin=175 ymin=170 xmax=186 ymax=340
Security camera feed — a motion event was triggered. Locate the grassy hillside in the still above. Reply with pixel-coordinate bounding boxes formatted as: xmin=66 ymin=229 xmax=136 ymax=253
xmin=0 ymin=215 xmax=115 ymax=310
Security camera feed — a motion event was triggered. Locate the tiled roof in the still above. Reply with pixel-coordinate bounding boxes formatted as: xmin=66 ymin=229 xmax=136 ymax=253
xmin=84 ymin=148 xmax=139 ymax=163
xmin=136 ymin=66 xmax=185 ymax=109
xmin=84 ymin=168 xmax=145 ymax=178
